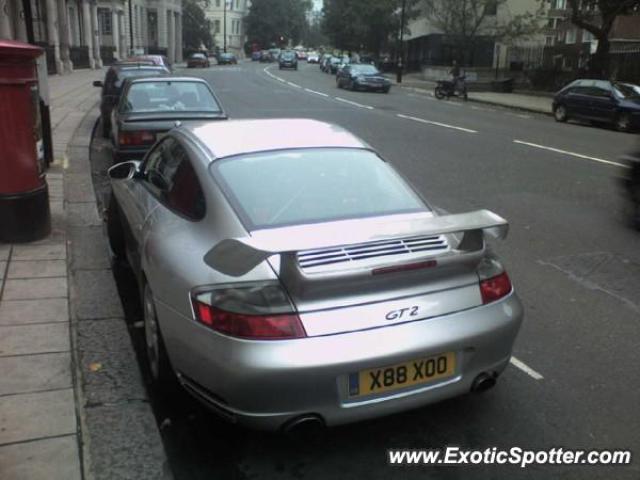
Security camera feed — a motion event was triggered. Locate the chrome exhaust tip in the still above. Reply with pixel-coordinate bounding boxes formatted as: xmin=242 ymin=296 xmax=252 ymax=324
xmin=282 ymin=414 xmax=326 ymax=438
xmin=471 ymin=373 xmax=497 ymax=393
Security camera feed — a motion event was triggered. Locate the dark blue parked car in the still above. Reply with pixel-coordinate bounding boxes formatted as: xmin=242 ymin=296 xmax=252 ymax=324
xmin=552 ymin=79 xmax=640 ymax=132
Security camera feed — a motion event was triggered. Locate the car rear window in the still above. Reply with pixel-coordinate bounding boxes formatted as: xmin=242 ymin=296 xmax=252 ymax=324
xmin=352 ymin=65 xmax=380 ymax=75
xmin=211 ymin=148 xmax=427 ymax=229
xmin=122 ymin=81 xmax=222 ymax=113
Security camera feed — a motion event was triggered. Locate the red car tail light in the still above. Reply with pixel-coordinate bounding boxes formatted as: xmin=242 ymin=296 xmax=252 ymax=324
xmin=191 ymin=282 xmax=306 ymax=340
xmin=118 ymin=131 xmax=155 ymax=146
xmin=477 ymin=254 xmax=513 ymax=304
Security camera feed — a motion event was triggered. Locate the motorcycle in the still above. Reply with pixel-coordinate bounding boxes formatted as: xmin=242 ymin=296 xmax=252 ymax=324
xmin=434 ymin=76 xmax=468 ymax=100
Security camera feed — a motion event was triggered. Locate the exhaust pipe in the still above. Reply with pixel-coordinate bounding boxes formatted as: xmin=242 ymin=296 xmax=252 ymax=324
xmin=471 ymin=373 xmax=497 ymax=393
xmin=282 ymin=414 xmax=326 ymax=438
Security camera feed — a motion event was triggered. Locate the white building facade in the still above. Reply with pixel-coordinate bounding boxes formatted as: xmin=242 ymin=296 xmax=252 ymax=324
xmin=0 ymin=0 xmax=183 ymax=74
xmin=205 ymin=0 xmax=249 ymax=57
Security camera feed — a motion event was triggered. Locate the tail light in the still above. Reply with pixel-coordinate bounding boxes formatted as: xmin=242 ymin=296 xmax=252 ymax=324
xmin=477 ymin=254 xmax=512 ymax=304
xmin=118 ymin=131 xmax=155 ymax=146
xmin=191 ymin=282 xmax=306 ymax=340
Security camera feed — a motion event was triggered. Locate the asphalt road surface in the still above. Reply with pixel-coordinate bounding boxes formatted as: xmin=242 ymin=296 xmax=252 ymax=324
xmin=90 ymin=60 xmax=640 ymax=480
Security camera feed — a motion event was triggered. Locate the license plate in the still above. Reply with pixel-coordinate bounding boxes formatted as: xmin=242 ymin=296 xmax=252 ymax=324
xmin=348 ymin=352 xmax=456 ymax=397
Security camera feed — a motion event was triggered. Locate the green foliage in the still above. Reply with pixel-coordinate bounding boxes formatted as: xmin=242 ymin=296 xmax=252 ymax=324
xmin=246 ymin=0 xmax=313 ymax=48
xmin=182 ymin=0 xmax=215 ymax=50
xmin=321 ymin=0 xmax=420 ymax=56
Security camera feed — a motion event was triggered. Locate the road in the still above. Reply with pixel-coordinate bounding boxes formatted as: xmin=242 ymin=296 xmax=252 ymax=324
xmin=90 ymin=60 xmax=640 ymax=479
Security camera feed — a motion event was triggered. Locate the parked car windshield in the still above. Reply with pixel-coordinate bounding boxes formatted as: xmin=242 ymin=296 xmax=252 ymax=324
xmin=352 ymin=65 xmax=380 ymax=75
xmin=211 ymin=148 xmax=427 ymax=228
xmin=122 ymin=81 xmax=222 ymax=113
xmin=614 ymin=83 xmax=640 ymax=99
xmin=191 ymin=53 xmax=206 ymax=59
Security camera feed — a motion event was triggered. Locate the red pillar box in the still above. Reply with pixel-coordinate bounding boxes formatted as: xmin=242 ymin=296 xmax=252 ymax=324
xmin=0 ymin=40 xmax=51 ymax=242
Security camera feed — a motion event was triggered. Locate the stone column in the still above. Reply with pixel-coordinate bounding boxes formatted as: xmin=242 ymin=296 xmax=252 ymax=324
xmin=82 ymin=0 xmax=95 ymax=67
xmin=57 ymin=0 xmax=73 ymax=72
xmin=111 ymin=5 xmax=119 ymax=59
xmin=118 ymin=10 xmax=126 ymax=56
xmin=90 ymin=0 xmax=102 ymax=67
xmin=166 ymin=8 xmax=174 ymax=63
xmin=1 ymin=0 xmax=13 ymax=39
xmin=12 ymin=0 xmax=27 ymax=41
xmin=45 ymin=0 xmax=64 ymax=73
xmin=175 ymin=11 xmax=182 ymax=62
xmin=157 ymin=5 xmax=166 ymax=54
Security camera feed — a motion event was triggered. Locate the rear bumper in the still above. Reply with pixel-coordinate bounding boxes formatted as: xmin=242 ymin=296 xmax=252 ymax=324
xmin=159 ymin=292 xmax=524 ymax=431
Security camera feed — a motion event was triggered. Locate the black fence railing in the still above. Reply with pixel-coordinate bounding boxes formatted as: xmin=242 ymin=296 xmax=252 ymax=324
xmin=100 ymin=46 xmax=116 ymax=65
xmin=70 ymin=46 xmax=90 ymax=69
xmin=147 ymin=47 xmax=168 ymax=56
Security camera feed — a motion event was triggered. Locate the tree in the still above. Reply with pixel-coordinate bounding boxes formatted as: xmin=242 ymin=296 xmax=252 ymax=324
xmin=246 ymin=0 xmax=312 ymax=48
xmin=422 ymin=0 xmax=544 ymax=65
xmin=321 ymin=0 xmax=420 ymax=57
xmin=183 ymin=0 xmax=214 ymax=50
xmin=566 ymin=0 xmax=640 ymax=77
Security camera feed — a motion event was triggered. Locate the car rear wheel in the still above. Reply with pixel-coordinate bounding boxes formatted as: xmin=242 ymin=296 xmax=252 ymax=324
xmin=106 ymin=194 xmax=126 ymax=260
xmin=554 ymin=104 xmax=568 ymax=122
xmin=616 ymin=112 xmax=632 ymax=132
xmin=143 ymin=283 xmax=178 ymax=393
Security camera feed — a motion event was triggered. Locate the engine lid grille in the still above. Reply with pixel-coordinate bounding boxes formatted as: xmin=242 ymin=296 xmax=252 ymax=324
xmin=297 ymin=235 xmax=449 ymax=270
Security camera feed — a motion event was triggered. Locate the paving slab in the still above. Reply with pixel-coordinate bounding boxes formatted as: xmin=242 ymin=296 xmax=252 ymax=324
xmin=7 ymin=260 xmax=67 ymax=279
xmin=0 ymin=352 xmax=71 ymax=395
xmin=0 ymin=436 xmax=81 ymax=480
xmin=65 ymin=173 xmax=97 ymax=203
xmin=71 ymin=269 xmax=124 ymax=319
xmin=11 ymin=244 xmax=66 ymax=261
xmin=68 ymin=226 xmax=111 ymax=270
xmin=77 ymin=319 xmax=148 ymax=405
xmin=65 ymin=202 xmax=102 ymax=227
xmin=84 ymin=401 xmax=169 ymax=480
xmin=0 ymin=245 xmax=10 ymax=261
xmin=0 ymin=323 xmax=70 ymax=356
xmin=0 ymin=389 xmax=76 ymax=444
xmin=0 ymin=298 xmax=69 ymax=325
xmin=2 ymin=277 xmax=68 ymax=300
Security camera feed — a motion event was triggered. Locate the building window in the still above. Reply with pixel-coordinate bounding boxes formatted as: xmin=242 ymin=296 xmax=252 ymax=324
xmin=484 ymin=0 xmax=498 ymax=16
xmin=582 ymin=29 xmax=594 ymax=43
xmin=215 ymin=0 xmax=220 ymax=7
xmin=214 ymin=19 xmax=220 ymax=34
xmin=236 ymin=0 xmax=240 ymax=10
xmin=554 ymin=0 xmax=566 ymax=9
xmin=98 ymin=8 xmax=112 ymax=35
xmin=566 ymin=27 xmax=576 ymax=44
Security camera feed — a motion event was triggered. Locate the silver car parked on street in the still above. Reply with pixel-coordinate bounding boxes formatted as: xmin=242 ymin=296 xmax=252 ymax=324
xmin=107 ymin=119 xmax=523 ymax=432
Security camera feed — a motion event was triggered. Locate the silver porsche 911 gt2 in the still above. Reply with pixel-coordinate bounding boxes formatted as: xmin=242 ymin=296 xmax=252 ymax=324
xmin=107 ymin=118 xmax=523 ymax=432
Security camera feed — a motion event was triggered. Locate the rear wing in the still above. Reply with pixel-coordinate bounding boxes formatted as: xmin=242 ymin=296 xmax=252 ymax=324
xmin=203 ymin=209 xmax=508 ymax=277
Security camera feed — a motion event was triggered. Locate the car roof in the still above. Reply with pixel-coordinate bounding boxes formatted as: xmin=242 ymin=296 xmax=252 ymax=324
xmin=126 ymin=76 xmax=209 ymax=85
xmin=182 ymin=119 xmax=369 ymax=160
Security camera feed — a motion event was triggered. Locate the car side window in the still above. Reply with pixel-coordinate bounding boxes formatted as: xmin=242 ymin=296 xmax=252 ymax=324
xmin=143 ymin=138 xmax=205 ymax=220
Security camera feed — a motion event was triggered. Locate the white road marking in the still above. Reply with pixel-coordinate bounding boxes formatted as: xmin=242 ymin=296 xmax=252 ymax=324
xmin=513 ymin=140 xmax=627 ymax=168
xmin=510 ymin=357 xmax=544 ymax=381
xmin=335 ymin=97 xmax=374 ymax=110
xmin=304 ymin=88 xmax=329 ymax=97
xmin=287 ymin=81 xmax=302 ymax=88
xmin=397 ymin=113 xmax=478 ymax=133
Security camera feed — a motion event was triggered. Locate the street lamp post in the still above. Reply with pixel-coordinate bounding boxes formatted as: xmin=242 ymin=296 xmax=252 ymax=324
xmin=128 ymin=0 xmax=134 ymax=55
xmin=396 ymin=0 xmax=407 ymax=84
xmin=223 ymin=0 xmax=228 ymax=53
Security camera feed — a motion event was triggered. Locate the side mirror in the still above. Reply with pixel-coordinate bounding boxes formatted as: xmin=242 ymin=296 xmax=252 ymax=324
xmin=93 ymin=80 xmax=103 ymax=88
xmin=108 ymin=160 xmax=142 ymax=180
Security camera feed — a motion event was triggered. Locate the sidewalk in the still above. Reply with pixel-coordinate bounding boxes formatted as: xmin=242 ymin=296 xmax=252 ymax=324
xmin=0 ymin=68 xmax=167 ymax=479
xmin=396 ymin=73 xmax=553 ymax=115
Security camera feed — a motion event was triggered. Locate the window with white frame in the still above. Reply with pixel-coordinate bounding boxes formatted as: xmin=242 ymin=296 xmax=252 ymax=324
xmin=98 ymin=8 xmax=112 ymax=35
xmin=566 ymin=27 xmax=577 ymax=44
xmin=582 ymin=29 xmax=594 ymax=43
xmin=214 ymin=19 xmax=220 ymax=34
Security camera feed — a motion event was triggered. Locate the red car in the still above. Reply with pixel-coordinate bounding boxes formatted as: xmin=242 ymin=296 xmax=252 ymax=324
xmin=187 ymin=53 xmax=210 ymax=68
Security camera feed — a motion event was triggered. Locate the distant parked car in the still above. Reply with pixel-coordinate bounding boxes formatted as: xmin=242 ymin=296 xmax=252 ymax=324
xmin=336 ymin=64 xmax=391 ymax=93
xmin=328 ymin=57 xmax=342 ymax=74
xmin=307 ymin=51 xmax=320 ymax=63
xmin=295 ymin=50 xmax=307 ymax=61
xmin=268 ymin=48 xmax=281 ymax=62
xmin=258 ymin=50 xmax=271 ymax=63
xmin=128 ymin=55 xmax=172 ymax=72
xmin=217 ymin=52 xmax=238 ymax=65
xmin=553 ymin=79 xmax=640 ymax=132
xmin=110 ymin=77 xmax=227 ymax=163
xmin=279 ymin=50 xmax=298 ymax=70
xmin=187 ymin=53 xmax=210 ymax=68
xmin=320 ymin=55 xmax=333 ymax=72
xmin=93 ymin=62 xmax=170 ymax=138
xmin=251 ymin=51 xmax=262 ymax=61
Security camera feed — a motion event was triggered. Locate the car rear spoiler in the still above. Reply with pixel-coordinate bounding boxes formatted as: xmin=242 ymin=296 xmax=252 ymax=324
xmin=203 ymin=209 xmax=508 ymax=277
